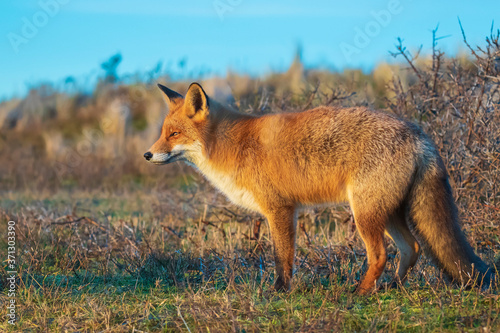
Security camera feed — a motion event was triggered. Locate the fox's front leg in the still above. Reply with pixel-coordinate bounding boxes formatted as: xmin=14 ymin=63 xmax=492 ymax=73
xmin=265 ymin=206 xmax=297 ymax=291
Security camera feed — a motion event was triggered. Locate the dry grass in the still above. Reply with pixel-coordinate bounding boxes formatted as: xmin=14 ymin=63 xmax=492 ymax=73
xmin=0 ymin=186 xmax=498 ymax=332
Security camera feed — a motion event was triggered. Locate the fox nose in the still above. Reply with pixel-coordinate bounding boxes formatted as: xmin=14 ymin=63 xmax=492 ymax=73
xmin=144 ymin=152 xmax=153 ymax=161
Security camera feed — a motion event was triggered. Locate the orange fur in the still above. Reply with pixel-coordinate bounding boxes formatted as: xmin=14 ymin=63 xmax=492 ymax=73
xmin=146 ymin=83 xmax=493 ymax=293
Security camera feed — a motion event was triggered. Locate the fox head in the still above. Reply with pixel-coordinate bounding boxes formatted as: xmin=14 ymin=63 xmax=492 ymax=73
xmin=144 ymin=82 xmax=210 ymax=165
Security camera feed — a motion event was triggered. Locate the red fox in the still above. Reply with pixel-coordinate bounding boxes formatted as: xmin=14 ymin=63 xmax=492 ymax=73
xmin=145 ymin=82 xmax=493 ymax=293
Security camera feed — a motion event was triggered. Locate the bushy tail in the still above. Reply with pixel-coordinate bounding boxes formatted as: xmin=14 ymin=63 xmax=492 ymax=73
xmin=408 ymin=161 xmax=494 ymax=286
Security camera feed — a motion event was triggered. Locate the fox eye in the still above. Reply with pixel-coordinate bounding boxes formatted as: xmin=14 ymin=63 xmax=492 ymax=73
xmin=169 ymin=132 xmax=180 ymax=138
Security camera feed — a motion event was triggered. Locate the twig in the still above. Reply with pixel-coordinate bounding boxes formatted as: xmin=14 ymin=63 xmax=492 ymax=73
xmin=163 ymin=225 xmax=182 ymax=239
xmin=458 ymin=17 xmax=482 ymax=61
xmin=253 ymin=219 xmax=262 ymax=240
xmin=390 ymin=37 xmax=423 ymax=80
xmin=177 ymin=306 xmax=192 ymax=333
xmin=482 ymin=203 xmax=500 ymax=211
xmin=201 ymin=220 xmax=226 ymax=238
xmin=299 ymin=222 xmax=311 ymax=247
xmin=50 ymin=217 xmax=85 ymax=225
xmin=302 ymin=81 xmax=320 ymax=111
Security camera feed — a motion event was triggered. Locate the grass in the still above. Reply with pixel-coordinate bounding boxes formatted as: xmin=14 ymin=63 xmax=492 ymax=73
xmin=8 ymin=277 xmax=500 ymax=332
xmin=1 ymin=188 xmax=499 ymax=332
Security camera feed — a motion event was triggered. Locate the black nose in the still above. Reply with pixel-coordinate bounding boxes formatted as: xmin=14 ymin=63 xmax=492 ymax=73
xmin=144 ymin=152 xmax=153 ymax=161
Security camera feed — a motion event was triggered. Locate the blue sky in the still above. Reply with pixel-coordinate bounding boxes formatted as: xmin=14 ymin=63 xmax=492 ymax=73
xmin=0 ymin=0 xmax=498 ymax=99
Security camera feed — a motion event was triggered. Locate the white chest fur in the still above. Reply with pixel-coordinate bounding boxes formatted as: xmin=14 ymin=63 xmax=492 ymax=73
xmin=185 ymin=144 xmax=262 ymax=213
xmin=197 ymin=161 xmax=262 ymax=213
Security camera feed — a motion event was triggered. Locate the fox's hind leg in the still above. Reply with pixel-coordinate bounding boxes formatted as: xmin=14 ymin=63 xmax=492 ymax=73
xmin=385 ymin=209 xmax=420 ymax=284
xmin=350 ymin=206 xmax=388 ymax=295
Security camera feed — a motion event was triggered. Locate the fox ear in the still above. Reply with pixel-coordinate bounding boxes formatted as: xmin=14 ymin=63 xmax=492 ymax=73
xmin=157 ymin=83 xmax=183 ymax=109
xmin=184 ymin=82 xmax=209 ymax=121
